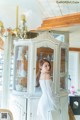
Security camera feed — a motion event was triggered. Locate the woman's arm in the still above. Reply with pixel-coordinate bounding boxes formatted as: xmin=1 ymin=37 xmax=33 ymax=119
xmin=45 ymin=80 xmax=58 ymax=111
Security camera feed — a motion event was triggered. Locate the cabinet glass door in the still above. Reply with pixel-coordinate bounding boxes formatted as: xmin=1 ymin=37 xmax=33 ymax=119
xmin=35 ymin=47 xmax=54 ymax=92
xmin=60 ymin=48 xmax=67 ymax=90
xmin=60 ymin=48 xmax=66 ymax=73
xmin=60 ymin=77 xmax=65 ymax=89
xmin=14 ymin=46 xmax=28 ymax=92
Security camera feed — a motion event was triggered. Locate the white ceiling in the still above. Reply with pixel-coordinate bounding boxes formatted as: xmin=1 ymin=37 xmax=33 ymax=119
xmin=0 ymin=0 xmax=80 ymax=31
xmin=39 ymin=0 xmax=80 ymax=16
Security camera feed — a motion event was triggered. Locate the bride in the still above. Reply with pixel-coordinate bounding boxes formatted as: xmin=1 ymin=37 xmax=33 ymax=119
xmin=36 ymin=59 xmax=60 ymax=120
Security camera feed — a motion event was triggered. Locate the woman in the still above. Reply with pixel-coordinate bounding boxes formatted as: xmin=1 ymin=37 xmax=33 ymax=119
xmin=36 ymin=59 xmax=59 ymax=120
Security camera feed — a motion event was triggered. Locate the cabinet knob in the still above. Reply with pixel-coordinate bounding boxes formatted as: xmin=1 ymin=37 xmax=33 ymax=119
xmin=30 ymin=113 xmax=32 ymax=117
xmin=59 ymin=109 xmax=61 ymax=113
xmin=23 ymin=112 xmax=26 ymax=116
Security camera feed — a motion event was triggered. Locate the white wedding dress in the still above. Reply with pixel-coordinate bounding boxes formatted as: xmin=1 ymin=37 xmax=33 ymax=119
xmin=37 ymin=80 xmax=60 ymax=120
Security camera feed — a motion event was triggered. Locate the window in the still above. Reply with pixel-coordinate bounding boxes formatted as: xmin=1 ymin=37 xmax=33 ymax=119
xmin=0 ymin=52 xmax=4 ymax=107
xmin=9 ymin=56 xmax=14 ymax=90
xmin=0 ymin=52 xmax=14 ymax=106
xmin=52 ymin=33 xmax=65 ymax=42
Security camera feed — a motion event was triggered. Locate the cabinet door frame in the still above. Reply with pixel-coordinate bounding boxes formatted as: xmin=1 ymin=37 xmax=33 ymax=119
xmin=59 ymin=44 xmax=69 ymax=92
xmin=33 ymin=40 xmax=57 ymax=94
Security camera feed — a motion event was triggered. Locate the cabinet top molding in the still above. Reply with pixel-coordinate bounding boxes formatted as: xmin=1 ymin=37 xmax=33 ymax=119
xmin=14 ymin=32 xmax=69 ymax=46
xmin=14 ymin=32 xmax=61 ymax=45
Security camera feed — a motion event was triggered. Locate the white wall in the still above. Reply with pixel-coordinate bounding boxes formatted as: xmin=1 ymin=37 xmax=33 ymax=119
xmin=68 ymin=52 xmax=79 ymax=90
xmin=69 ymin=30 xmax=80 ymax=48
xmin=69 ymin=30 xmax=80 ymax=90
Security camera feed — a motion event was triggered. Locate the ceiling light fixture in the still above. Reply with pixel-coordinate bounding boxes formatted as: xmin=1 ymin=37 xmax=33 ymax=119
xmin=0 ymin=6 xmax=38 ymax=39
xmin=13 ymin=6 xmax=28 ymax=39
xmin=0 ymin=21 xmax=4 ymax=36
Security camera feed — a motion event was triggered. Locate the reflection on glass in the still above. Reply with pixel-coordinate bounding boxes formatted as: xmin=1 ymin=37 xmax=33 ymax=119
xmin=35 ymin=47 xmax=54 ymax=91
xmin=73 ymin=101 xmax=79 ymax=109
xmin=60 ymin=77 xmax=65 ymax=89
xmin=15 ymin=46 xmax=28 ymax=92
xmin=60 ymin=48 xmax=66 ymax=72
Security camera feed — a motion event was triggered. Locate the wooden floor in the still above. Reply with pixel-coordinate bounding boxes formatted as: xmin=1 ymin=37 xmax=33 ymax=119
xmin=68 ymin=105 xmax=80 ymax=120
xmin=69 ymin=105 xmax=76 ymax=120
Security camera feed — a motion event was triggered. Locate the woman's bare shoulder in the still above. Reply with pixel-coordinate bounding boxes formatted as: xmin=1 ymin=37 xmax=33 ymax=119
xmin=45 ymin=73 xmax=51 ymax=80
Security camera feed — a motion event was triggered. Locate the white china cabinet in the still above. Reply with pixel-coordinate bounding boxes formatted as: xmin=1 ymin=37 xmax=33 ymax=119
xmin=9 ymin=32 xmax=69 ymax=120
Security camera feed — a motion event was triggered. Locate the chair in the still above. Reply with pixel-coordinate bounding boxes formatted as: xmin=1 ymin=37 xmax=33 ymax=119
xmin=0 ymin=109 xmax=13 ymax=120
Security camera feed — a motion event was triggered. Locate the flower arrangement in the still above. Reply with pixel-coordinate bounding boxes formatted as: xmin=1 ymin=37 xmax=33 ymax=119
xmin=70 ymin=86 xmax=75 ymax=94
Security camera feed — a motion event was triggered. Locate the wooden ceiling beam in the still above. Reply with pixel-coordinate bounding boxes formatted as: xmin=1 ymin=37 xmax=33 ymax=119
xmin=37 ymin=12 xmax=80 ymax=31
